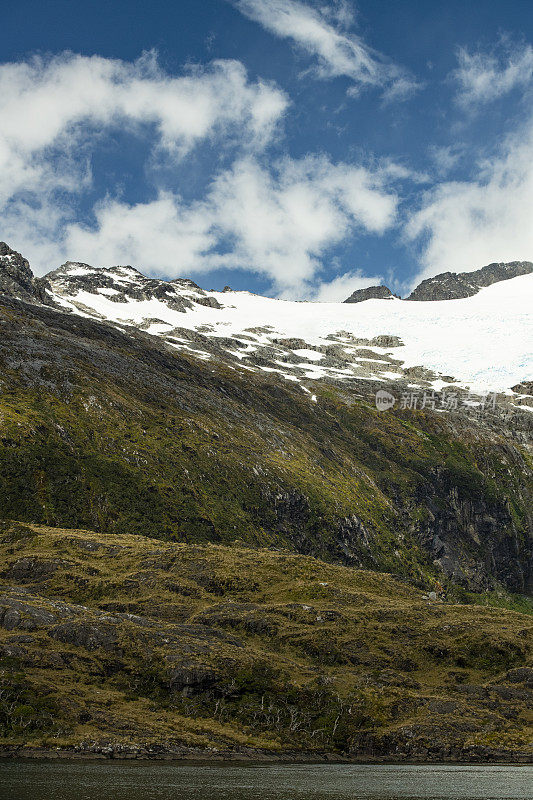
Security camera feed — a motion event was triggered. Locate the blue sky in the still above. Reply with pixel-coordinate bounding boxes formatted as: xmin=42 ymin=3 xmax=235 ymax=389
xmin=1 ymin=0 xmax=533 ymax=298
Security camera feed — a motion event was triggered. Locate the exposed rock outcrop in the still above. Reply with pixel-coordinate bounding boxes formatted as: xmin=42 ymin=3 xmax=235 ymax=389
xmin=343 ymin=285 xmax=397 ymax=303
xmin=45 ymin=262 xmax=197 ymax=314
xmin=407 ymin=261 xmax=533 ymax=301
xmin=0 ymin=242 xmax=51 ymax=305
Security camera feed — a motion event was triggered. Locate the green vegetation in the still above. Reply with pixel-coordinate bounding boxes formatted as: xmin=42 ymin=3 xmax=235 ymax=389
xmin=0 ymin=523 xmax=531 ymax=759
xmin=0 ymin=294 xmax=530 ymax=594
xmin=0 ymin=296 xmax=531 ymax=760
xmin=0 ymin=659 xmax=60 ymax=738
xmin=448 ymin=585 xmax=533 ymax=617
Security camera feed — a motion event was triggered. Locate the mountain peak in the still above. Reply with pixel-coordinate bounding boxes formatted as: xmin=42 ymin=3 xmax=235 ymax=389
xmin=343 ymin=285 xmax=397 ymax=303
xmin=407 ymin=260 xmax=533 ymax=301
xmin=0 ymin=242 xmax=51 ymax=305
xmin=342 ymin=261 xmax=533 ymax=305
xmin=44 ymin=259 xmax=223 ymax=315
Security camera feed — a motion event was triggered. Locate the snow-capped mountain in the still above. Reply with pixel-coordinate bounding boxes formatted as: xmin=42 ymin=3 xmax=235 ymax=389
xmin=343 ymin=261 xmax=533 ymax=303
xmin=406 ymin=261 xmax=533 ymax=301
xmin=1 ymin=243 xmax=532 ymax=402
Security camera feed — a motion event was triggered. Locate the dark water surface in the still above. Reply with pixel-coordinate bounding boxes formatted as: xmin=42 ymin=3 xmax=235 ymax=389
xmin=1 ymin=761 xmax=532 ymax=800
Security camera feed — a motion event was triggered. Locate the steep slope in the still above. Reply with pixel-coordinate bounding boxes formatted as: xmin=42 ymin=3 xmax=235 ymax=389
xmin=36 ymin=258 xmax=533 ymax=396
xmin=0 ymin=290 xmax=531 ymax=594
xmin=0 ymin=243 xmax=51 ymax=305
xmin=0 ymin=522 xmax=532 ymax=762
xmin=0 ymin=248 xmax=532 ymax=761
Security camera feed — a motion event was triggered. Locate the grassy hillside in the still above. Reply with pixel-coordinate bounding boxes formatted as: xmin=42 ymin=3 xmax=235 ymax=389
xmin=0 ymin=295 xmax=531 ymax=594
xmin=0 ymin=522 xmax=532 ymax=761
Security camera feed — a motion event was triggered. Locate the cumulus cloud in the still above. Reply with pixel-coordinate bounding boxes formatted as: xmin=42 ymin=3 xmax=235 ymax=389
xmin=452 ymin=39 xmax=533 ymax=107
xmin=63 ymin=193 xmax=215 ymax=277
xmin=55 ymin=155 xmax=399 ymax=296
xmin=302 ymin=268 xmax=383 ymax=302
xmin=0 ymin=51 xmax=288 ymax=205
xmin=0 ymin=50 xmax=402 ymax=297
xmin=232 ymin=0 xmax=420 ymax=100
xmin=409 ymin=37 xmax=533 ymax=283
xmin=406 ymin=117 xmax=533 ymax=283
xmin=203 ymin=156 xmax=398 ymax=290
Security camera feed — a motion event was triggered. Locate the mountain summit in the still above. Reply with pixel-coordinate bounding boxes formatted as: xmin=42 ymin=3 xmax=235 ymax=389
xmin=407 ymin=261 xmax=533 ymax=301
xmin=342 ymin=261 xmax=533 ymax=304
xmin=343 ymin=285 xmax=397 ymax=303
xmin=1 ymin=245 xmax=532 ymax=396
xmin=0 ymin=242 xmax=51 ymax=305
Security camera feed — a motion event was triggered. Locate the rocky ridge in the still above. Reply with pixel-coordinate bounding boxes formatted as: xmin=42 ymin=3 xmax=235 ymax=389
xmin=0 ymin=243 xmax=52 ymax=306
xmin=342 ymin=261 xmax=533 ymax=304
xmin=1 ymin=245 xmax=531 ymax=406
xmin=46 ymin=261 xmax=225 ymax=315
xmin=407 ymin=261 xmax=533 ymax=302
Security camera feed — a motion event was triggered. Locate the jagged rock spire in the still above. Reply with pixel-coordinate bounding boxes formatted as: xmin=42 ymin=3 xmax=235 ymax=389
xmin=0 ymin=242 xmax=51 ymax=305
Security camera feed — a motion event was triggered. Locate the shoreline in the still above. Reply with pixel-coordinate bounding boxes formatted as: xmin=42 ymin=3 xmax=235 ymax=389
xmin=1 ymin=746 xmax=532 ymax=765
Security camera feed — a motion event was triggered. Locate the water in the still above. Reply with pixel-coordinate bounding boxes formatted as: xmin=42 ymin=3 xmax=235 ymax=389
xmin=0 ymin=761 xmax=531 ymax=800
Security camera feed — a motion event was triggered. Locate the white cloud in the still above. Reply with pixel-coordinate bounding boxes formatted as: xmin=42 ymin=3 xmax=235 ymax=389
xmin=1 ymin=50 xmax=402 ymax=298
xmin=233 ymin=0 xmax=420 ymax=99
xmin=452 ymin=39 xmax=533 ymax=107
xmin=0 ymin=51 xmax=288 ymax=205
xmin=63 ymin=193 xmax=215 ymax=276
xmin=427 ymin=144 xmax=463 ymax=177
xmin=379 ymin=75 xmax=423 ymax=104
xmin=320 ymin=0 xmax=355 ymax=30
xmin=0 ymin=50 xmax=287 ymax=284
xmin=406 ymin=117 xmax=533 ymax=283
xmin=410 ymin=38 xmax=533 ymax=282
xmin=6 ymin=153 xmax=399 ymax=297
xmin=57 ymin=155 xmax=399 ymax=296
xmin=302 ymin=268 xmax=383 ymax=301
xmin=205 ymin=156 xmax=398 ymax=288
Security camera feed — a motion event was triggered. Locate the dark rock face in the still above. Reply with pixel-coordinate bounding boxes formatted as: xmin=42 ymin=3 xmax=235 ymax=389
xmin=344 ymin=262 xmax=532 ymax=304
xmin=408 ymin=272 xmax=479 ymax=302
xmin=49 ymin=621 xmax=119 ymax=652
xmin=343 ymin=285 xmax=396 ymax=303
xmin=0 ymin=242 xmax=51 ymax=305
xmin=0 ymin=596 xmax=58 ymax=630
xmin=512 ymin=381 xmax=533 ymax=395
xmin=408 ymin=261 xmax=533 ymax=301
xmin=468 ymin=260 xmax=533 ymax=288
xmin=170 ymin=277 xmax=202 ymax=290
xmin=413 ymin=478 xmax=533 ymax=595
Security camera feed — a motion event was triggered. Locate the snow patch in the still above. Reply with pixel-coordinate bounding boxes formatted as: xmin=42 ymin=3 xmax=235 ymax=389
xmin=46 ymin=270 xmax=533 ymax=394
